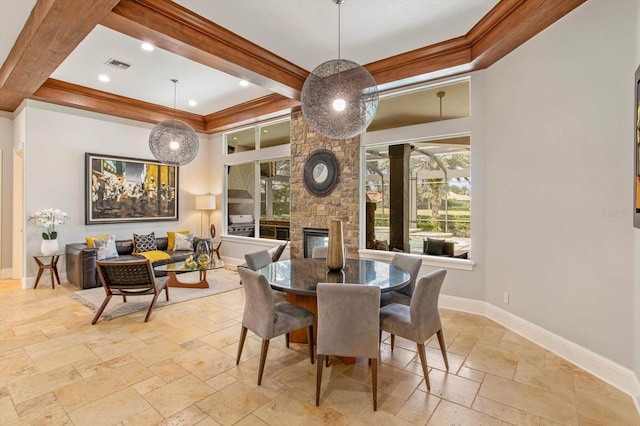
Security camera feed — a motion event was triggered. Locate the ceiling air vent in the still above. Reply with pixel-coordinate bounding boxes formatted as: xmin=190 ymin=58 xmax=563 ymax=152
xmin=105 ymin=58 xmax=130 ymax=70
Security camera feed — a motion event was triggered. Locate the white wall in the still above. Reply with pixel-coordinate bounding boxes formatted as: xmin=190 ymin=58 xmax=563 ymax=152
xmin=22 ymin=101 xmax=212 ymax=282
xmin=0 ymin=115 xmax=12 ymax=275
xmin=485 ymin=0 xmax=636 ymax=368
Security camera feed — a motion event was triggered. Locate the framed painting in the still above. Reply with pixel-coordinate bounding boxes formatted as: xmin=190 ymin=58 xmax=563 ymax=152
xmin=85 ymin=153 xmax=179 ymax=225
xmin=635 ymin=64 xmax=640 ymax=228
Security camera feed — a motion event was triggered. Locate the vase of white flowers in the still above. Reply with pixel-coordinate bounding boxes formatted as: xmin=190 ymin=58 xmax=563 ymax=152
xmin=28 ymin=209 xmax=70 ymax=255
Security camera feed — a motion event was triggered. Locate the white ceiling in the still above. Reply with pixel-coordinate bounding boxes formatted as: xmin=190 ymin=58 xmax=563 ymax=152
xmin=0 ymin=0 xmax=499 ymax=116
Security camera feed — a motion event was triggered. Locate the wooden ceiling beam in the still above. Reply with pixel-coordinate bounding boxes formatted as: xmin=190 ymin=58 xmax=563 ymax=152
xmin=32 ymin=79 xmax=300 ymax=134
xmin=365 ymin=0 xmax=585 ymax=89
xmin=32 ymin=79 xmax=207 ymax=132
xmin=204 ymin=94 xmax=300 ymax=133
xmin=5 ymin=0 xmax=586 ymax=130
xmin=468 ymin=0 xmax=586 ymax=68
xmin=0 ymin=0 xmax=120 ymax=112
xmin=103 ymin=0 xmax=308 ymax=100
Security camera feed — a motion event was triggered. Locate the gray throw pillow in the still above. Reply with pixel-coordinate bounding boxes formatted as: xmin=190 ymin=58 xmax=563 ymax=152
xmin=426 ymin=238 xmax=445 ymax=256
xmin=94 ymin=235 xmax=119 ymax=260
xmin=173 ymin=232 xmax=195 ymax=251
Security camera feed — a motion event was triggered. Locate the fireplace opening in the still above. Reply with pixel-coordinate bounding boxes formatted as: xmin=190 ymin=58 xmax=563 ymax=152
xmin=303 ymin=228 xmax=328 ymax=258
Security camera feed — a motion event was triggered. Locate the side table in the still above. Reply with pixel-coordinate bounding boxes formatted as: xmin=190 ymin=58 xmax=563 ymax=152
xmin=33 ymin=252 xmax=64 ymax=289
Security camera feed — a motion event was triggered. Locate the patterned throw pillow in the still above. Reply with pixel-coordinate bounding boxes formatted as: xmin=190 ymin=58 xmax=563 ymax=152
xmin=93 ymin=235 xmax=119 ymax=260
xmin=173 ymin=232 xmax=195 ymax=251
xmin=133 ymin=232 xmax=157 ymax=254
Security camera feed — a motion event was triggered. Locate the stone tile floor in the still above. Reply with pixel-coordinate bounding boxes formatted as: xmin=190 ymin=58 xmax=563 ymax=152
xmin=1 ymin=278 xmax=639 ymax=425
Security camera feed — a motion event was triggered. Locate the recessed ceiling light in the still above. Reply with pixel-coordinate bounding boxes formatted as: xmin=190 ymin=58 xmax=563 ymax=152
xmin=263 ymin=129 xmax=269 ymax=133
xmin=98 ymin=74 xmax=110 ymax=82
xmin=232 ymin=136 xmax=238 ymax=140
xmin=239 ymin=80 xmax=249 ymax=87
xmin=141 ymin=43 xmax=154 ymax=51
xmin=188 ymin=100 xmax=197 ymax=106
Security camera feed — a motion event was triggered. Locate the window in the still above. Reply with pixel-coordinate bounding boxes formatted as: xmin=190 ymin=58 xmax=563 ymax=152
xmin=364 ymin=78 xmax=471 ymax=259
xmin=260 ymin=159 xmax=290 ymax=221
xmin=224 ymin=118 xmax=291 ymax=240
xmin=365 ymin=137 xmax=471 ymax=258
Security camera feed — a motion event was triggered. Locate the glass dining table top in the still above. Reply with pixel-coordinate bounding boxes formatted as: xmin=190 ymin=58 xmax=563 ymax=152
xmin=256 ymin=258 xmax=410 ymax=296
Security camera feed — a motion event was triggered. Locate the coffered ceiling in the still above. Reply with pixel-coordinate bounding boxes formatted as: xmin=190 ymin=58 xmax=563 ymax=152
xmin=0 ymin=0 xmax=585 ymax=133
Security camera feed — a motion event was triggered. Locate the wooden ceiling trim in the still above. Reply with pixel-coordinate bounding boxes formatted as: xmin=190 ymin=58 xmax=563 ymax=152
xmin=364 ymin=0 xmax=581 ymax=88
xmin=32 ymin=79 xmax=207 ymax=132
xmin=204 ymin=94 xmax=300 ymax=133
xmin=468 ymin=0 xmax=586 ymax=69
xmin=0 ymin=0 xmax=120 ymax=112
xmin=365 ymin=36 xmax=472 ymax=86
xmin=104 ymin=0 xmax=308 ymax=100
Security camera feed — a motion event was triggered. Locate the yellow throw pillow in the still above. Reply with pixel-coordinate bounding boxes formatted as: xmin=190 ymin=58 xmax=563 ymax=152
xmin=167 ymin=230 xmax=191 ymax=250
xmin=85 ymin=234 xmax=109 ymax=248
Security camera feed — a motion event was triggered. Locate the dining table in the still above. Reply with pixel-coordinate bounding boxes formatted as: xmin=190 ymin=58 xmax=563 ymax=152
xmin=256 ymin=257 xmax=410 ymax=350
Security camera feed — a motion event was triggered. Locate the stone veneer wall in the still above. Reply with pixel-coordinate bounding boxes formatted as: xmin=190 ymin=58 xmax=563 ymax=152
xmin=289 ymin=111 xmax=360 ymax=259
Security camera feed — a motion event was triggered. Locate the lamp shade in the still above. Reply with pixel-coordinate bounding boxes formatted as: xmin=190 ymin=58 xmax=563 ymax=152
xmin=149 ymin=119 xmax=199 ymax=166
xmin=301 ymin=59 xmax=379 ymax=139
xmin=195 ymin=194 xmax=216 ymax=210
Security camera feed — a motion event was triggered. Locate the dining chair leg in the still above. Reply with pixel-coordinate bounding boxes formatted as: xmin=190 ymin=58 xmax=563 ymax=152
xmin=417 ymin=342 xmax=431 ymax=390
xmin=257 ymin=339 xmax=270 ymax=385
xmin=316 ymin=355 xmax=324 ymax=406
xmin=122 ymin=295 xmax=127 ymax=303
xmin=285 ymin=332 xmax=290 ymax=348
xmin=91 ymin=295 xmax=112 ymax=325
xmin=164 ymin=285 xmax=170 ymax=301
xmin=436 ymin=329 xmax=449 ymax=370
xmin=144 ymin=293 xmax=161 ymax=322
xmin=325 ymin=355 xmax=330 ymax=367
xmin=306 ymin=325 xmax=315 ymax=364
xmin=371 ymin=359 xmax=378 ymax=411
xmin=390 ymin=334 xmax=395 ymax=350
xmin=236 ymin=326 xmax=248 ymax=365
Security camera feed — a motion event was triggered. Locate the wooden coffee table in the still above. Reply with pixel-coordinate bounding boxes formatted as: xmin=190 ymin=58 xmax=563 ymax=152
xmin=154 ymin=258 xmax=225 ymax=288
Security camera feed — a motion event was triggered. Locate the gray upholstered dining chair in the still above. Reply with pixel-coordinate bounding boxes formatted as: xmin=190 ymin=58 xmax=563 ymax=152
xmin=236 ymin=267 xmax=315 ymax=385
xmin=379 ymin=269 xmax=448 ymax=391
xmin=316 ymin=283 xmax=381 ymax=411
xmin=93 ymin=259 xmax=169 ymax=324
xmin=243 ymin=249 xmax=287 ymax=303
xmin=380 ymin=253 xmax=423 ymax=307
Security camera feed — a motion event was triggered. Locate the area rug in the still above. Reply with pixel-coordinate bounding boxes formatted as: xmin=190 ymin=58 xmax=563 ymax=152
xmin=70 ymin=267 xmax=241 ymax=321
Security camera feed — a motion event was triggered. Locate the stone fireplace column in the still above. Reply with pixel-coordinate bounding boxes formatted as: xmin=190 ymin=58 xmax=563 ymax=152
xmin=289 ymin=112 xmax=360 ymax=259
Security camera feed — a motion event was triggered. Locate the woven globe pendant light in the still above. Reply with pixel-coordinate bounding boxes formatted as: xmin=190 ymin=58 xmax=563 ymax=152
xmin=149 ymin=79 xmax=199 ymax=166
xmin=301 ymin=0 xmax=378 ymax=139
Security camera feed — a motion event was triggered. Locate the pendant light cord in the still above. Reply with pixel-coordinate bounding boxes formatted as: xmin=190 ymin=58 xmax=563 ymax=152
xmin=171 ymin=78 xmax=178 ymax=129
xmin=337 ymin=2 xmax=341 ymax=60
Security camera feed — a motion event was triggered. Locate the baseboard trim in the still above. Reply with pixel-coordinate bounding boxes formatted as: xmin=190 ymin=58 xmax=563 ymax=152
xmin=23 ymin=272 xmax=68 ymax=289
xmin=0 ymin=268 xmax=12 ymax=279
xmin=439 ymin=295 xmax=640 ymax=414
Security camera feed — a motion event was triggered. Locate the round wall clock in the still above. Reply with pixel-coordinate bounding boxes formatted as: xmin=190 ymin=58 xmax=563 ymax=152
xmin=303 ymin=149 xmax=339 ymax=196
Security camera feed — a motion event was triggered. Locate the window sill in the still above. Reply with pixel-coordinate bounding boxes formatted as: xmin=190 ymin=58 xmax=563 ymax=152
xmin=358 ymin=249 xmax=475 ymax=271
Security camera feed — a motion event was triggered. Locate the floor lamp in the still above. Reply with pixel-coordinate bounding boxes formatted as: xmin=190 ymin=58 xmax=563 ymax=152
xmin=195 ymin=195 xmax=216 ymax=237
